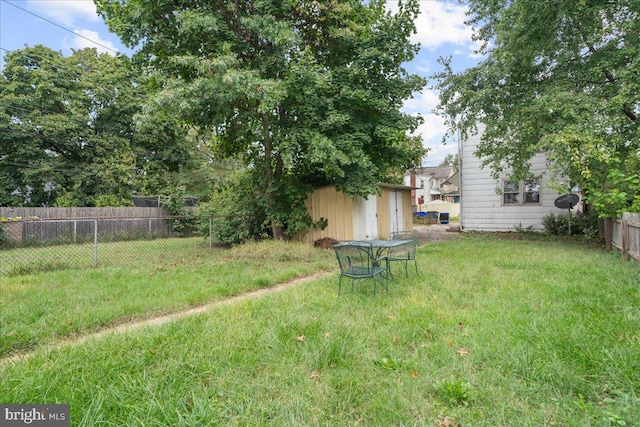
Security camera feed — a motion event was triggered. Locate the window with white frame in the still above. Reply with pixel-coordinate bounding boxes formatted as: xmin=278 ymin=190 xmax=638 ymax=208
xmin=502 ymin=178 xmax=540 ymax=205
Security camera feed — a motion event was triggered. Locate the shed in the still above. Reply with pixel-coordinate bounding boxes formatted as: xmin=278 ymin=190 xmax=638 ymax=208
xmin=300 ymin=183 xmax=414 ymax=243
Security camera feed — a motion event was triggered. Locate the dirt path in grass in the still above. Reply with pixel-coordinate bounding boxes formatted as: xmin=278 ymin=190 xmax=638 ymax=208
xmin=0 ymin=271 xmax=333 ymax=367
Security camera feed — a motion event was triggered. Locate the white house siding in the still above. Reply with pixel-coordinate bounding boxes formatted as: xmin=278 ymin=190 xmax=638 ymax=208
xmin=460 ymin=129 xmax=566 ymax=232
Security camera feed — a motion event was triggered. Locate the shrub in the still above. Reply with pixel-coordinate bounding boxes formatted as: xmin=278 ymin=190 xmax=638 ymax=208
xmin=0 ymin=223 xmax=7 ymax=248
xmin=93 ymin=194 xmax=133 ymax=207
xmin=542 ymin=210 xmax=600 ymax=239
xmin=164 ymin=186 xmax=197 ymax=237
xmin=542 ymin=213 xmax=571 ymax=235
xmin=196 ymin=174 xmax=268 ymax=245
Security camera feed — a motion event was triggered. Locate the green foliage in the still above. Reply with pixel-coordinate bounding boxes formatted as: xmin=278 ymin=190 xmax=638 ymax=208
xmin=93 ymin=194 xmax=133 ymax=207
xmin=542 ymin=211 xmax=600 ymax=240
xmin=0 ymin=46 xmax=192 ymax=207
xmin=432 ymin=378 xmax=476 ymax=407
xmin=53 ymin=193 xmax=80 ymax=208
xmin=196 ymin=173 xmax=269 ymax=245
xmin=433 ymin=1 xmax=640 ymax=218
xmin=439 ymin=153 xmax=459 ymax=169
xmin=164 ymin=186 xmax=197 ymax=237
xmin=7 ymin=260 xmax=71 ymax=277
xmin=95 ymin=0 xmax=426 ymax=238
xmin=0 ymin=223 xmax=6 ymax=248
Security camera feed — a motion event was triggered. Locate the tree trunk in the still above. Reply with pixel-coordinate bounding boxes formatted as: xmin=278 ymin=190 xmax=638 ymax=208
xmin=261 ymin=113 xmax=285 ymax=240
xmin=272 ymin=223 xmax=284 ymax=240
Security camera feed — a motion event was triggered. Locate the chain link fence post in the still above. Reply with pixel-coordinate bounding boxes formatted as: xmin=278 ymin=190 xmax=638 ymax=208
xmin=93 ymin=218 xmax=98 ymax=267
xmin=209 ymin=216 xmax=213 ymax=254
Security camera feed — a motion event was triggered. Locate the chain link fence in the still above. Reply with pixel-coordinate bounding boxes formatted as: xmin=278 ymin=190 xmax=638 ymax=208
xmin=0 ymin=215 xmax=218 ymax=277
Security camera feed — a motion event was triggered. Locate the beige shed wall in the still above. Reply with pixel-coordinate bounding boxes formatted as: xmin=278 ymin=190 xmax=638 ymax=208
xmin=300 ymin=185 xmax=413 ymax=243
xmin=376 ymin=188 xmax=391 ymax=240
xmin=302 ymin=186 xmax=354 ymax=243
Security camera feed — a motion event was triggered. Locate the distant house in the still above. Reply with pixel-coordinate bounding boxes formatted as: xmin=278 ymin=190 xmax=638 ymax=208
xmin=300 ymin=184 xmax=414 ymax=243
xmin=404 ymin=165 xmax=459 ymax=209
xmin=459 ymin=127 xmax=568 ymax=232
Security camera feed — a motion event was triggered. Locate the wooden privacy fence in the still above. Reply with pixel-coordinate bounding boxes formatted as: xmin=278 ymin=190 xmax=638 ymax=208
xmin=0 ymin=207 xmax=171 ymax=220
xmin=3 ymin=217 xmax=174 ymax=245
xmin=0 ymin=207 xmax=174 ymax=246
xmin=611 ymin=213 xmax=640 ymax=262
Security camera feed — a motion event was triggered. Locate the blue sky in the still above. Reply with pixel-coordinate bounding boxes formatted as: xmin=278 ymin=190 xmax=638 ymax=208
xmin=0 ymin=0 xmax=481 ymax=166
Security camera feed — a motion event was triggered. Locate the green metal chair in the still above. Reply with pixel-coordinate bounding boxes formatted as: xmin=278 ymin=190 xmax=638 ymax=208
xmin=332 ymin=241 xmax=389 ymax=296
xmin=387 ymin=231 xmax=419 ymax=277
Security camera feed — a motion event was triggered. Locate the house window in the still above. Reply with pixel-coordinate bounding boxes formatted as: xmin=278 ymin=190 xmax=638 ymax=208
xmin=502 ymin=178 xmax=540 ymax=205
xmin=420 ymin=179 xmax=424 ymax=189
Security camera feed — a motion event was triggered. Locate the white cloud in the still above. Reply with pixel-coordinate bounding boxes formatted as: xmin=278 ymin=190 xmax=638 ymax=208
xmin=403 ymin=89 xmax=440 ymax=115
xmin=28 ymin=0 xmax=100 ymax=26
xmin=413 ymin=113 xmax=447 ymax=146
xmin=422 ymin=142 xmax=459 ymax=166
xmin=63 ymin=29 xmax=118 ymax=55
xmin=411 ymin=1 xmax=473 ymax=50
xmin=388 ymin=0 xmax=476 ymax=57
xmin=413 ymin=114 xmax=459 ymax=166
xmin=402 ymin=89 xmax=455 ymax=165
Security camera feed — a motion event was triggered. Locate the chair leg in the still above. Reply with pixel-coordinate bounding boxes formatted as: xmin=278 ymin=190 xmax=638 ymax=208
xmin=338 ymin=275 xmax=343 ymax=295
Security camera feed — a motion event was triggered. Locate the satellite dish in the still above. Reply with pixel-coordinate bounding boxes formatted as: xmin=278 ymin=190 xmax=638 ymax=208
xmin=554 ymin=194 xmax=580 ymax=209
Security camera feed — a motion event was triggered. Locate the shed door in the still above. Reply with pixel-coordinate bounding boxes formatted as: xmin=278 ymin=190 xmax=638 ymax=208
xmin=352 ymin=195 xmax=379 ymax=240
xmin=364 ymin=195 xmax=378 ymax=239
xmin=389 ymin=191 xmax=403 ymax=233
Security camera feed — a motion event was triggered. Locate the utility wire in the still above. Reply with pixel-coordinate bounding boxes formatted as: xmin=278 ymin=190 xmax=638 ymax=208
xmin=1 ymin=0 xmax=121 ymax=55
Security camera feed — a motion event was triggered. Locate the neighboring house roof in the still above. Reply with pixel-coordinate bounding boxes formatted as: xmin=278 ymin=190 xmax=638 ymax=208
xmin=444 ymin=171 xmax=459 ymax=187
xmin=412 ymin=166 xmax=454 ymax=180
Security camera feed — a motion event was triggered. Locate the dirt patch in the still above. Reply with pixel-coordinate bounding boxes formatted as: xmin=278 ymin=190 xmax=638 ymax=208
xmin=414 ymin=223 xmax=461 ymax=243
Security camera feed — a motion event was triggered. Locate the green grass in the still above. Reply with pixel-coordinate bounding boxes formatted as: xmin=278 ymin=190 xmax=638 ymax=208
xmin=1 ymin=235 xmax=639 ymax=426
xmin=0 ymin=240 xmax=335 ymax=357
xmin=1 ymin=237 xmax=216 ymax=276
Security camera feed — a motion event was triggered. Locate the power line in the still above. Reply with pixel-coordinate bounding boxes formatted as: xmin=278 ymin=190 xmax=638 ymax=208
xmin=1 ymin=0 xmax=120 ymax=55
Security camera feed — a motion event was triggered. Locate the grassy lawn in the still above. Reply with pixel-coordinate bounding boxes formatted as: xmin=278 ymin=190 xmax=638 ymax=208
xmin=0 ymin=240 xmax=336 ymax=357
xmin=1 ymin=235 xmax=639 ymax=426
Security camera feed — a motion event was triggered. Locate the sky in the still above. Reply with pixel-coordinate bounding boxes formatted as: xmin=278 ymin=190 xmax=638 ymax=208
xmin=0 ymin=0 xmax=482 ymax=166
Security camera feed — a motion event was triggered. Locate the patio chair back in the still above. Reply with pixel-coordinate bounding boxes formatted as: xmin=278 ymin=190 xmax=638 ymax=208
xmin=332 ymin=241 xmax=388 ymax=295
xmin=388 ymin=231 xmax=419 ymax=277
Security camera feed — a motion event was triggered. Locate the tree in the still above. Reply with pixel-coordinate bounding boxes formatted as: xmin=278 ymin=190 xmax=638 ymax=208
xmin=433 ymin=0 xmax=640 ymax=218
xmin=0 ymin=46 xmax=191 ymax=206
xmin=95 ymin=0 xmax=426 ymax=239
xmin=439 ymin=153 xmax=459 ymax=170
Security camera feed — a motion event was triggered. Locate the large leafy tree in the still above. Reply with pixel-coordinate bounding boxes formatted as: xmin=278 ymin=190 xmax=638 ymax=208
xmin=95 ymin=0 xmax=426 ymax=238
xmin=0 ymin=46 xmax=190 ymax=206
xmin=434 ymin=0 xmax=640 ymax=218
